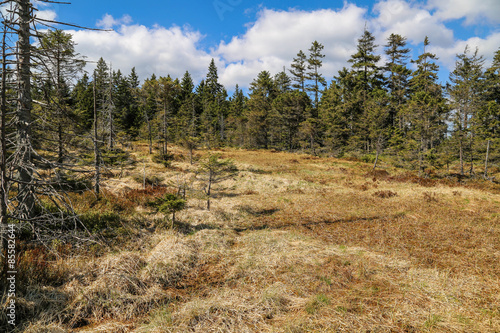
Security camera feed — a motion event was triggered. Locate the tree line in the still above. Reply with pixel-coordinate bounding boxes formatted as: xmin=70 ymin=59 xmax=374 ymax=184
xmin=60 ymin=30 xmax=499 ymax=177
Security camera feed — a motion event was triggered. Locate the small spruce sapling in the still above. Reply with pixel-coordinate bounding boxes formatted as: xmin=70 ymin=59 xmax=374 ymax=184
xmin=197 ymin=153 xmax=238 ymax=210
xmin=149 ymin=193 xmax=186 ymax=227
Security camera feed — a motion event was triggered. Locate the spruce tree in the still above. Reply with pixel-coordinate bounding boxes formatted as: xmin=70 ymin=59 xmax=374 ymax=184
xmin=384 ymin=33 xmax=411 ymax=130
xmin=346 ymin=29 xmax=383 ymax=152
xmin=480 ymin=49 xmax=500 ymax=177
xmin=200 ymin=59 xmax=225 ymax=147
xmin=289 ymin=50 xmax=307 ymax=92
xmin=306 ymin=41 xmax=327 ymax=112
xmin=246 ymin=71 xmax=276 ymax=148
xmin=448 ymin=46 xmax=485 ymax=175
xmin=408 ymin=37 xmax=448 ymax=174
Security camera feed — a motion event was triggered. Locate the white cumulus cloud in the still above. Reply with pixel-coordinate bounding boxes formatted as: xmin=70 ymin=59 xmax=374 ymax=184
xmin=427 ymin=0 xmax=500 ymax=25
xmin=69 ymin=22 xmax=214 ymax=83
xmin=373 ymin=0 xmax=454 ymax=47
xmin=215 ymin=4 xmax=367 ymax=88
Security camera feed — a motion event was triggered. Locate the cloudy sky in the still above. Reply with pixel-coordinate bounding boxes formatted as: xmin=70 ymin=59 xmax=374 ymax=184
xmin=36 ymin=0 xmax=500 ymax=91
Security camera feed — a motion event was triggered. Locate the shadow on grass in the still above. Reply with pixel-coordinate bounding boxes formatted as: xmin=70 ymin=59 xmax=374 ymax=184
xmin=236 ymin=205 xmax=280 ymax=217
xmin=173 ymin=220 xmax=219 ymax=235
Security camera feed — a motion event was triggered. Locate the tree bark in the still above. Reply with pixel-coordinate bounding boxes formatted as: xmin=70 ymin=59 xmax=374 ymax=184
xmin=16 ymin=0 xmax=34 ymax=219
xmin=1 ymin=20 xmax=9 ymax=257
xmin=484 ymin=139 xmax=490 ymax=179
xmin=93 ymin=73 xmax=100 ymax=196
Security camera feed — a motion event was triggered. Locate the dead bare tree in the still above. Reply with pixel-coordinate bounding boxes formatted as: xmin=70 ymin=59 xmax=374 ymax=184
xmin=0 ymin=0 xmax=107 ymax=249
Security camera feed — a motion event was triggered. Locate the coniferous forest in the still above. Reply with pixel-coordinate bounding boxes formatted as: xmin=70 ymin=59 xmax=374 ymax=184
xmin=1 ymin=1 xmax=500 ymax=332
xmin=55 ymin=31 xmax=500 ymax=176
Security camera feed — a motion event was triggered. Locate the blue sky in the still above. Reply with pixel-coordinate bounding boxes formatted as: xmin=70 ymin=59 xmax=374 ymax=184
xmin=37 ymin=0 xmax=500 ymax=90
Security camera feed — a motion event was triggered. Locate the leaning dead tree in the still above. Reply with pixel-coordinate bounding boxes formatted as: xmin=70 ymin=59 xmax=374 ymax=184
xmin=0 ymin=0 xmax=104 ymax=249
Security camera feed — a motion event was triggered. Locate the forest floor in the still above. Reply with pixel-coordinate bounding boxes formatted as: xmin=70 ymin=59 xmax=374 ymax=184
xmin=3 ymin=144 xmax=500 ymax=332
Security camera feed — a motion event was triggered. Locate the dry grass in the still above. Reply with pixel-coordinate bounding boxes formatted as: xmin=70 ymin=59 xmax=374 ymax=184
xmin=6 ymin=144 xmax=500 ymax=332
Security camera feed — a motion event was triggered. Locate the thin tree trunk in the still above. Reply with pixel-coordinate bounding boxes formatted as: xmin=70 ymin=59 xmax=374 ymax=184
xmin=93 ymin=73 xmax=100 ymax=196
xmin=372 ymin=142 xmax=380 ymax=172
xmin=58 ymin=124 xmax=63 ymax=164
xmin=163 ymin=102 xmax=168 ymax=155
xmin=419 ymin=137 xmax=424 ymax=177
xmin=207 ymin=170 xmax=212 ymax=210
xmin=459 ymin=137 xmax=464 ymax=176
xmin=17 ymin=0 xmax=34 ymax=219
xmin=484 ymin=139 xmax=490 ymax=179
xmin=469 ymin=134 xmax=474 ymax=176
xmin=1 ymin=22 xmax=9 ymax=256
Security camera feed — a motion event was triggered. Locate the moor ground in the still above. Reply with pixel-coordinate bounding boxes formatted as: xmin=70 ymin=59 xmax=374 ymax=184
xmin=2 ymin=144 xmax=500 ymax=332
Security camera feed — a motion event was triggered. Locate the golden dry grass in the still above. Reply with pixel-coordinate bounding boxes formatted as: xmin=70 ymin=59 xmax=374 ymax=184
xmin=4 ymin=144 xmax=500 ymax=332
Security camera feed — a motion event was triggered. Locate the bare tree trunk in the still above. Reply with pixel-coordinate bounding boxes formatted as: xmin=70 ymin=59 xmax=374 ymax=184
xmin=206 ymin=170 xmax=212 ymax=211
xmin=418 ymin=137 xmax=424 ymax=177
xmin=58 ymin=124 xmax=63 ymax=164
xmin=163 ymin=102 xmax=168 ymax=155
xmin=469 ymin=134 xmax=474 ymax=176
xmin=16 ymin=0 xmax=34 ymax=219
xmin=459 ymin=137 xmax=464 ymax=176
xmin=1 ymin=21 xmax=9 ymax=256
xmin=93 ymin=73 xmax=100 ymax=196
xmin=372 ymin=141 xmax=380 ymax=172
xmin=484 ymin=139 xmax=490 ymax=179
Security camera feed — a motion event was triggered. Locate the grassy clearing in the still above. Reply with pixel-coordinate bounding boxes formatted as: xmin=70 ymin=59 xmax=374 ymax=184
xmin=2 ymin=144 xmax=500 ymax=332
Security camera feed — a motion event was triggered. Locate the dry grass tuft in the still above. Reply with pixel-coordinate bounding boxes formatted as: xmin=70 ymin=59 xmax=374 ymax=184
xmin=140 ymin=234 xmax=199 ymax=287
xmin=373 ymin=189 xmax=398 ymax=198
xmin=63 ymin=251 xmax=170 ymax=328
xmin=22 ymin=322 xmax=67 ymax=333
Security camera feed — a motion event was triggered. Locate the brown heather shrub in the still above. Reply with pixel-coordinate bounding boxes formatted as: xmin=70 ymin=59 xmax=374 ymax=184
xmin=125 ymin=186 xmax=171 ymax=206
xmin=365 ymin=169 xmax=390 ymax=179
xmin=69 ymin=190 xmax=134 ymax=215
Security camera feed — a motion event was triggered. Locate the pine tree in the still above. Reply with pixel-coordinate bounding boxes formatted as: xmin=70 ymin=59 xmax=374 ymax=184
xmin=306 ymin=41 xmax=327 ymax=113
xmin=226 ymin=84 xmax=247 ymax=146
xmin=349 ymin=29 xmax=382 ymax=96
xmin=34 ymin=29 xmax=85 ymax=163
xmin=318 ymin=80 xmax=345 ymax=154
xmin=157 ymin=75 xmax=180 ymax=155
xmin=200 ymin=59 xmax=225 ymax=147
xmin=126 ymin=67 xmax=141 ymax=136
xmin=272 ymin=90 xmax=309 ymax=151
xmin=274 ymin=68 xmax=292 ymax=94
xmin=72 ymin=73 xmax=94 ymax=129
xmin=289 ymin=50 xmax=307 ymax=92
xmin=407 ymin=37 xmax=448 ymax=174
xmin=448 ymin=46 xmax=485 ymax=175
xmin=348 ymin=29 xmax=384 ymax=152
xmin=245 ymin=71 xmax=276 ymax=148
xmin=479 ymin=49 xmax=500 ymax=178
xmin=384 ymin=33 xmax=411 ymax=130
xmin=139 ymin=75 xmax=159 ymax=153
